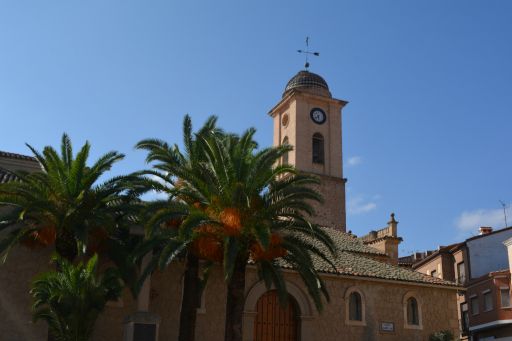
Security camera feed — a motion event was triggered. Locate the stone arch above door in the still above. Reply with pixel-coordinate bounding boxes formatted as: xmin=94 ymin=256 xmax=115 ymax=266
xmin=244 ymin=280 xmax=313 ymax=317
xmin=242 ymin=280 xmax=314 ymax=341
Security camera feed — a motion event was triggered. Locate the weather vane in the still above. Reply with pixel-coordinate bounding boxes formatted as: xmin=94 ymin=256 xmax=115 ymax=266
xmin=297 ymin=36 xmax=319 ymax=70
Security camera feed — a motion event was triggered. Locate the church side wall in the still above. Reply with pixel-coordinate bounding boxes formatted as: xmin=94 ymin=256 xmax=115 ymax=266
xmin=151 ymin=265 xmax=459 ymax=341
xmin=0 ymin=250 xmax=459 ymax=341
xmin=243 ymin=269 xmax=459 ymax=341
xmin=0 ymin=246 xmax=52 ymax=341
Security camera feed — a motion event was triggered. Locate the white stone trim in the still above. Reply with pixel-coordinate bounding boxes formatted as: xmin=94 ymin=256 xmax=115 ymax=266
xmin=403 ymin=291 xmax=423 ymax=330
xmin=244 ymin=280 xmax=313 ymax=316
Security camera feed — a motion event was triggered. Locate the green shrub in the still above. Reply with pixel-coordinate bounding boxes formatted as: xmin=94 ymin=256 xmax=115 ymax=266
xmin=30 ymin=254 xmax=122 ymax=341
xmin=429 ymin=330 xmax=455 ymax=341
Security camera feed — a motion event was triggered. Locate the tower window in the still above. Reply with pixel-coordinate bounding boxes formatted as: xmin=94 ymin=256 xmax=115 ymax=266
xmin=282 ymin=137 xmax=289 ymax=165
xmin=312 ymin=133 xmax=324 ymax=164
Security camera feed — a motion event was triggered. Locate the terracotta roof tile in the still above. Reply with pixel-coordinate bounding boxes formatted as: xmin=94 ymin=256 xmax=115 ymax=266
xmin=271 ymin=228 xmax=461 ymax=288
xmin=0 ymin=151 xmax=35 ymax=161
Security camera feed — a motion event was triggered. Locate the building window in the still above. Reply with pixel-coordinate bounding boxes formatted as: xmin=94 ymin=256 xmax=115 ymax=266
xmin=349 ymin=292 xmax=362 ymax=321
xmin=483 ymin=291 xmax=493 ymax=311
xmin=407 ymin=297 xmax=420 ymax=325
xmin=501 ymin=288 xmax=511 ymax=308
xmin=403 ymin=292 xmax=422 ymax=329
xmin=471 ymin=296 xmax=479 ymax=315
xmin=312 ymin=133 xmax=324 ymax=164
xmin=460 ymin=303 xmax=469 ymax=335
xmin=345 ymin=287 xmax=365 ymax=326
xmin=457 ymin=262 xmax=466 ymax=284
xmin=282 ymin=137 xmax=289 ymax=165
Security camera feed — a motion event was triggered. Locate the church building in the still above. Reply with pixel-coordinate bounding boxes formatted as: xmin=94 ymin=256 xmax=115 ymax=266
xmin=0 ymin=70 xmax=461 ymax=341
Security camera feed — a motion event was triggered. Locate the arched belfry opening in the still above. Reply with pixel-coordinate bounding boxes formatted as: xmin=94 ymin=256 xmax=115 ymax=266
xmin=282 ymin=137 xmax=289 ymax=165
xmin=312 ymin=133 xmax=324 ymax=164
xmin=253 ymin=290 xmax=300 ymax=341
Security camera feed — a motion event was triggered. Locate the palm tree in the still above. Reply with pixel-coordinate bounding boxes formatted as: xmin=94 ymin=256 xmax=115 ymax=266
xmin=176 ymin=128 xmax=336 ymax=341
xmin=139 ymin=119 xmax=336 ymax=341
xmin=30 ymin=254 xmax=123 ymax=341
xmin=135 ymin=115 xmax=222 ymax=341
xmin=0 ymin=134 xmax=132 ymax=262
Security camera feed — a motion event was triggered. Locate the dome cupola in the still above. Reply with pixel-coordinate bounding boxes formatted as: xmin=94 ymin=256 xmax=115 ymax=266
xmin=283 ymin=70 xmax=331 ymax=98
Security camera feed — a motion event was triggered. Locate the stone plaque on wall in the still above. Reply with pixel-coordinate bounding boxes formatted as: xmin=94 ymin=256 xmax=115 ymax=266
xmin=380 ymin=321 xmax=395 ymax=332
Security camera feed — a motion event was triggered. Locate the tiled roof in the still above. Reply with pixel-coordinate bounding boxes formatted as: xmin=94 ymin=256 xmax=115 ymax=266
xmin=324 ymin=228 xmax=385 ymax=256
xmin=273 ymin=228 xmax=460 ymax=288
xmin=411 ymin=243 xmax=465 ymax=269
xmin=0 ymin=150 xmax=35 ymax=161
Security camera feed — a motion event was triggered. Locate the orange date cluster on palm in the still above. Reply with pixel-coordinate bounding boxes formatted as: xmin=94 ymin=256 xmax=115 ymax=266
xmin=250 ymin=233 xmax=287 ymax=261
xmin=219 ymin=207 xmax=242 ymax=236
xmin=190 ymin=225 xmax=224 ymax=262
xmin=21 ymin=226 xmax=57 ymax=249
xmin=163 ymin=218 xmax=183 ymax=229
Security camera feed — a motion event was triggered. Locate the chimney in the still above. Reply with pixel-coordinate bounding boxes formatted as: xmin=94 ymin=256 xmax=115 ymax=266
xmin=479 ymin=226 xmax=493 ymax=235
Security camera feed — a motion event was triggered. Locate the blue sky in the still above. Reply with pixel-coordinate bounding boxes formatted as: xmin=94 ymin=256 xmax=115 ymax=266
xmin=1 ymin=1 xmax=511 ymax=255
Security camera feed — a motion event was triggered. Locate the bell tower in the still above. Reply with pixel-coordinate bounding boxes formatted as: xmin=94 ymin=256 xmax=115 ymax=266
xmin=269 ymin=70 xmax=348 ymax=231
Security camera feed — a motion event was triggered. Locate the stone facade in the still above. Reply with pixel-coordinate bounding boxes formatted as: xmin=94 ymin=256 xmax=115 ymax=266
xmin=269 ymin=85 xmax=347 ymax=231
xmin=0 ymin=247 xmax=461 ymax=341
xmin=0 ymin=246 xmax=52 ymax=341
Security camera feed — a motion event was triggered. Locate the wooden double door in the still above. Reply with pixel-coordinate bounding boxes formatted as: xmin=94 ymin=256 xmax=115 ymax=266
xmin=253 ymin=290 xmax=300 ymax=341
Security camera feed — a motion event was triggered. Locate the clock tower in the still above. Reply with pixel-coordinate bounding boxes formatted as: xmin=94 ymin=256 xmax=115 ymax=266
xmin=269 ymin=70 xmax=348 ymax=231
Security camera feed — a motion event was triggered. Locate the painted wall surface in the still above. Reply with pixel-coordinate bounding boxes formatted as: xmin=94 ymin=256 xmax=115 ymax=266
xmin=467 ymin=230 xmax=512 ymax=279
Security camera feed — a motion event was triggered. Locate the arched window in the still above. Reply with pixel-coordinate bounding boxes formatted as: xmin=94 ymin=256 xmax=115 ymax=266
xmin=403 ymin=292 xmax=422 ymax=329
xmin=344 ymin=287 xmax=365 ymax=326
xmin=312 ymin=133 xmax=324 ymax=164
xmin=282 ymin=137 xmax=289 ymax=165
xmin=349 ymin=292 xmax=362 ymax=321
xmin=407 ymin=297 xmax=420 ymax=325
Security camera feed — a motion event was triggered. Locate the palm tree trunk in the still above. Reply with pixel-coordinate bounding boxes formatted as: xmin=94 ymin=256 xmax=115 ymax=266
xmin=55 ymin=229 xmax=78 ymax=262
xmin=178 ymin=252 xmax=202 ymax=341
xmin=224 ymin=255 xmax=248 ymax=341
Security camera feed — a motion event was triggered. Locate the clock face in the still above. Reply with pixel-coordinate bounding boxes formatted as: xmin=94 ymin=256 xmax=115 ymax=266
xmin=310 ymin=108 xmax=326 ymax=124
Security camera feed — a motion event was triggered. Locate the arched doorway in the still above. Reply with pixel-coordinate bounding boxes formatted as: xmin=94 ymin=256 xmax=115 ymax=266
xmin=253 ymin=290 xmax=300 ymax=341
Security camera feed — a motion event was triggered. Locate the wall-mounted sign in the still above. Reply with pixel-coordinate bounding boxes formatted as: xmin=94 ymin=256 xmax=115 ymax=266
xmin=380 ymin=322 xmax=395 ymax=332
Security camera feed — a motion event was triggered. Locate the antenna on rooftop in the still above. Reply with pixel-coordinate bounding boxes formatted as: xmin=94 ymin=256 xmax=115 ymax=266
xmin=297 ymin=36 xmax=319 ymax=70
xmin=499 ymin=200 xmax=509 ymax=228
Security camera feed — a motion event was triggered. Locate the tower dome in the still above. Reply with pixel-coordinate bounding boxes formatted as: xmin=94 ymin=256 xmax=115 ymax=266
xmin=283 ymin=70 xmax=332 ymax=98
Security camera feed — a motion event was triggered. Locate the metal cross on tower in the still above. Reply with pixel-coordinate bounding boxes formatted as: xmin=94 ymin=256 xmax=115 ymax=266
xmin=297 ymin=36 xmax=319 ymax=70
